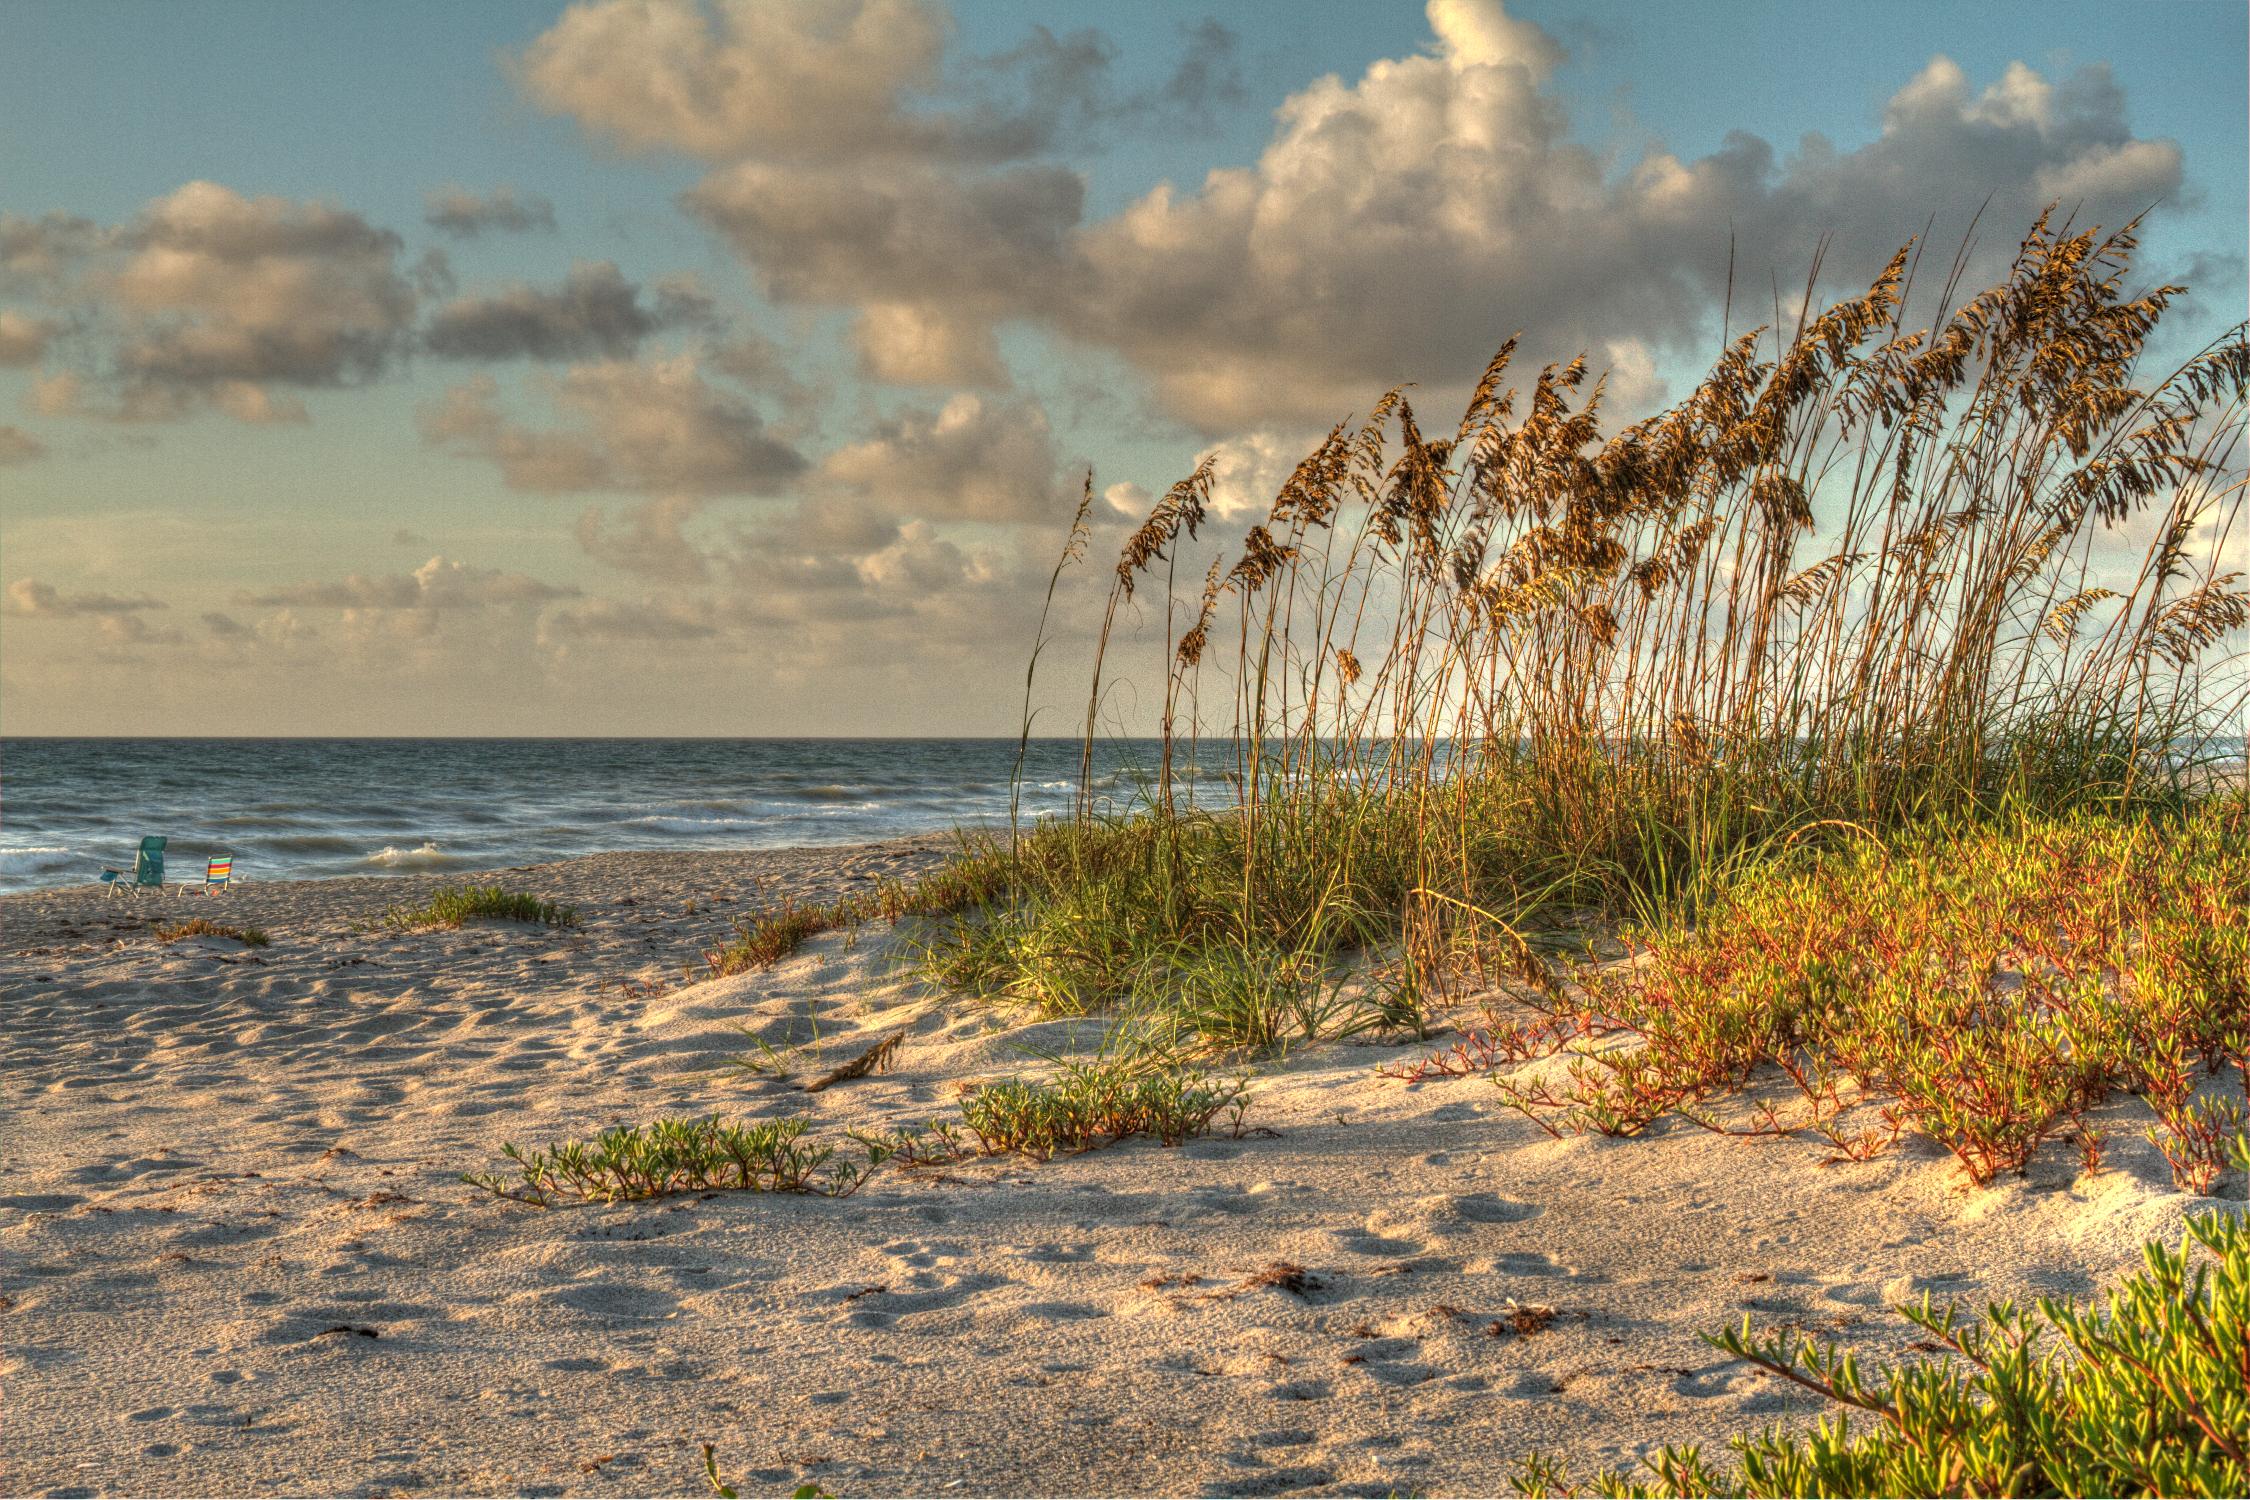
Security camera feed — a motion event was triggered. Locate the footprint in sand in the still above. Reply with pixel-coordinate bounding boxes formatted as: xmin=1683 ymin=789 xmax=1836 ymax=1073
xmin=549 ymin=1283 xmax=681 ymax=1321
xmin=1197 ymin=1465 xmax=1338 ymax=1497
xmin=0 ymin=1193 xmax=86 ymax=1212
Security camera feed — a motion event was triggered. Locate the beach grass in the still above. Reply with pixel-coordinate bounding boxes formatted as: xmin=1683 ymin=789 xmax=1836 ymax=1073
xmin=701 ymin=858 xmax=1010 ymax=977
xmin=385 ymin=885 xmax=578 ymax=931
xmin=913 ymin=213 xmax=2247 ymax=1076
xmin=463 ymin=1115 xmax=878 ymax=1207
xmin=954 ymin=1056 xmax=1252 ymax=1158
xmin=153 ymin=916 xmax=271 ymax=947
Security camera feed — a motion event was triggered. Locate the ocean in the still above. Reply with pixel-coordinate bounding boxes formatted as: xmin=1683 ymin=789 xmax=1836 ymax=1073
xmin=0 ymin=738 xmax=1198 ymax=895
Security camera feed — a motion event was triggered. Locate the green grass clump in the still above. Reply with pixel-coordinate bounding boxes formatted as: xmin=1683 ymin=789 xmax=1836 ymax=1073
xmin=387 ymin=885 xmax=578 ymax=931
xmin=1487 ymin=800 xmax=2250 ymax=1187
xmin=702 ymin=857 xmax=1012 ymax=977
xmin=956 ymin=1056 xmax=1251 ymax=1159
xmin=463 ymin=1115 xmax=877 ymax=1207
xmin=1515 ymin=1186 xmax=2250 ymax=1497
xmin=154 ymin=916 xmax=271 ymax=947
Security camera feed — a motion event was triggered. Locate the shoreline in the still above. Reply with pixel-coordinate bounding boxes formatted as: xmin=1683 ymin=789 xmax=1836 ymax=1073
xmin=2 ymin=833 xmax=2235 ymax=1495
xmin=0 ymin=834 xmax=961 ymax=951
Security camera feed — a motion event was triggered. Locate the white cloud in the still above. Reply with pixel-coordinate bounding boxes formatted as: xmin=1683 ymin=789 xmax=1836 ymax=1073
xmin=649 ymin=0 xmax=2189 ymax=432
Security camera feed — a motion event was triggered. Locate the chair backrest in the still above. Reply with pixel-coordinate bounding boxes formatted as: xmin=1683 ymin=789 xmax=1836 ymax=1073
xmin=206 ymin=856 xmax=233 ymax=886
xmin=137 ymin=835 xmax=166 ymax=885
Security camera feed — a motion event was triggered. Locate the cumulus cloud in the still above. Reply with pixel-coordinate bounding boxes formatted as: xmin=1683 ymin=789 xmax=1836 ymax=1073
xmin=818 ymin=392 xmax=1070 ymax=522
xmin=686 ymin=159 xmax=1082 ymax=314
xmin=424 ymin=262 xmax=713 ymax=361
xmin=424 ymin=185 xmax=558 ymax=238
xmin=0 ymin=182 xmax=419 ymax=423
xmin=648 ymin=0 xmax=2189 ymax=429
xmin=419 ymin=355 xmax=805 ymax=495
xmin=6 ymin=578 xmax=166 ymax=616
xmin=519 ymin=0 xmax=1035 ymax=164
xmin=850 ymin=301 xmax=1008 ymax=387
xmin=574 ymin=495 xmax=713 ymax=582
xmin=236 ymin=555 xmax=579 ymax=610
xmin=0 ymin=425 xmax=46 ymax=464
xmin=1050 ymin=11 xmax=2186 ymax=427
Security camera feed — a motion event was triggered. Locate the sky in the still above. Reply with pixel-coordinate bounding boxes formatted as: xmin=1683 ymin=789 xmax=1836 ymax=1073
xmin=2 ymin=0 xmax=2244 ymax=736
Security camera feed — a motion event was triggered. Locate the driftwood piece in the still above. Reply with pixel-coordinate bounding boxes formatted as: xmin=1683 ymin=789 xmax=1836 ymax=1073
xmin=799 ymin=1028 xmax=907 ymax=1093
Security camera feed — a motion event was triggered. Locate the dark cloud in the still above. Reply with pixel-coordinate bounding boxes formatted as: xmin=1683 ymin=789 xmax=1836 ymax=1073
xmin=0 ymin=425 xmax=46 ymax=465
xmin=235 ymin=556 xmax=579 ymax=610
xmin=2 ymin=183 xmax=419 ymax=423
xmin=424 ymin=185 xmax=558 ymax=238
xmin=539 ymin=597 xmax=720 ymax=643
xmin=6 ymin=578 xmax=166 ymax=616
xmin=425 ymin=262 xmax=713 ymax=362
xmin=419 ymin=356 xmax=806 ymax=495
xmin=575 ymin=496 xmax=713 ymax=582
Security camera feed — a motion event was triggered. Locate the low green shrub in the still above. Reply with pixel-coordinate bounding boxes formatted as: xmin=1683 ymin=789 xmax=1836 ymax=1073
xmin=957 ymin=1057 xmax=1251 ymax=1159
xmin=464 ymin=1115 xmax=876 ymax=1206
xmin=153 ymin=916 xmax=271 ymax=947
xmin=387 ymin=885 xmax=578 ymax=930
xmin=1515 ymin=1178 xmax=2250 ymax=1497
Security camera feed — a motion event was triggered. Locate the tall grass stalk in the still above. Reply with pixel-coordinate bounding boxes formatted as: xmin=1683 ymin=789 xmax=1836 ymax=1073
xmin=930 ymin=214 xmax=2249 ymax=1041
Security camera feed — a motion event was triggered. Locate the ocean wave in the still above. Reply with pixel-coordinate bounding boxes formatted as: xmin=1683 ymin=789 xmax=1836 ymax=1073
xmin=363 ymin=841 xmax=474 ymax=869
xmin=0 ymin=844 xmax=75 ymax=865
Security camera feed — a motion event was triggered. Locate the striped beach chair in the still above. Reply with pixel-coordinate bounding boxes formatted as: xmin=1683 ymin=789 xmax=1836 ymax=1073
xmin=182 ymin=855 xmax=235 ymax=895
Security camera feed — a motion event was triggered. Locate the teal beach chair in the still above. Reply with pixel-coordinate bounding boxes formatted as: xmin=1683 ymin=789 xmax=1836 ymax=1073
xmin=100 ymin=836 xmax=167 ymax=898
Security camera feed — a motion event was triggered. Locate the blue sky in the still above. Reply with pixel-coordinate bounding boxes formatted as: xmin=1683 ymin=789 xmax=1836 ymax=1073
xmin=2 ymin=0 xmax=2243 ymax=734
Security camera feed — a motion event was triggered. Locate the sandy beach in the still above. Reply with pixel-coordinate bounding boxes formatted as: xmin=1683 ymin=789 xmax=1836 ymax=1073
xmin=1 ymin=838 xmax=2233 ymax=1498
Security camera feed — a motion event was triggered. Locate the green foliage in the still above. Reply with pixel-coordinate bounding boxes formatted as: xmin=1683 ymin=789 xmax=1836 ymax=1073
xmin=153 ymin=916 xmax=271 ymax=947
xmin=463 ymin=1115 xmax=879 ymax=1207
xmin=387 ymin=885 xmax=577 ymax=930
xmin=925 ymin=214 xmax=2249 ymax=1061
xmin=845 ymin=1047 xmax=1252 ymax=1164
xmin=701 ymin=1444 xmax=831 ymax=1499
xmin=703 ymin=853 xmax=1012 ymax=977
xmin=1489 ymin=802 xmax=2250 ymax=1187
xmin=1516 ymin=1186 xmax=2250 ymax=1497
xmin=956 ymin=1056 xmax=1251 ymax=1159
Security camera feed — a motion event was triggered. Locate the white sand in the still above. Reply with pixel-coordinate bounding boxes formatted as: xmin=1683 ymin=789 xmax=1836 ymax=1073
xmin=1 ymin=840 xmax=2234 ymax=1497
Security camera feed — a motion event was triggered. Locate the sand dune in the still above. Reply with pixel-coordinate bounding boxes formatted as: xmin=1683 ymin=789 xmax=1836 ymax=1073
xmin=0 ymin=841 xmax=2230 ymax=1497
